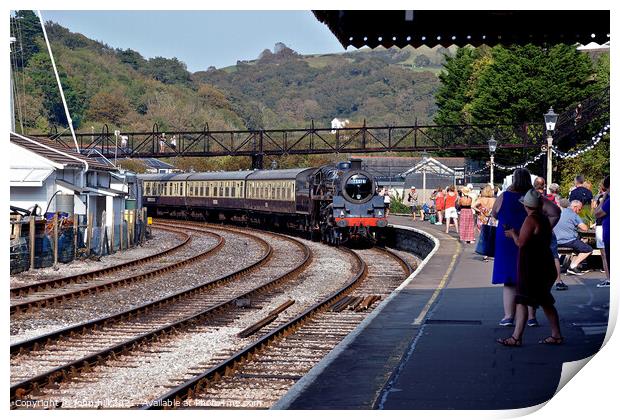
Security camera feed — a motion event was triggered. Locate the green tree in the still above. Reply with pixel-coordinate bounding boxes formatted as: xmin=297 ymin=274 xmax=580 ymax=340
xmin=144 ymin=57 xmax=191 ymax=85
xmin=116 ymin=48 xmax=147 ymax=71
xmin=434 ymin=47 xmax=480 ymax=125
xmin=10 ymin=11 xmax=43 ymax=68
xmin=558 ymin=137 xmax=609 ymax=197
xmin=87 ymin=90 xmax=130 ymax=125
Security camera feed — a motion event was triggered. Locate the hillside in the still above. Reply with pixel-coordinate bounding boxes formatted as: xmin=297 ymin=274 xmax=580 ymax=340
xmin=10 ymin=12 xmax=446 ymax=137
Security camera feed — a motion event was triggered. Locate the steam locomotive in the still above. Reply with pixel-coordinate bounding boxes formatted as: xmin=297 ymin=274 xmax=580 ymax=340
xmin=139 ymin=159 xmax=387 ymax=244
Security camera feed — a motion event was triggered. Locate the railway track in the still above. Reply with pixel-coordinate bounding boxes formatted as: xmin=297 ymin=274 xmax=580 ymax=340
xmin=10 ymin=226 xmax=188 ymax=293
xmin=10 ymin=221 xmax=416 ymax=410
xmin=144 ymin=246 xmax=413 ymax=409
xmin=10 ymin=223 xmax=314 ymax=408
xmin=10 ymin=225 xmax=223 ymax=314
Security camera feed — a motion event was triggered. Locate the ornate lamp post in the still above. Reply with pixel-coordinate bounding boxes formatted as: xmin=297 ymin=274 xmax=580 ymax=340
xmin=488 ymin=135 xmax=497 ymax=186
xmin=544 ymin=107 xmax=559 ymax=193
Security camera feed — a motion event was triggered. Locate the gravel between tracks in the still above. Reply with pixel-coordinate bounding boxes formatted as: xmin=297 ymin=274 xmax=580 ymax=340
xmin=10 ymin=228 xmax=184 ymax=289
xmin=182 ymin=246 xmax=418 ymax=408
xmin=20 ymin=237 xmax=358 ymax=408
xmin=10 ymin=228 xmax=262 ymax=343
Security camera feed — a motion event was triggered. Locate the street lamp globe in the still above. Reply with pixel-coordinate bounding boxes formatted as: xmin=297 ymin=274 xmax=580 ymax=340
xmin=488 ymin=135 xmax=497 ymax=154
xmin=544 ymin=107 xmax=559 ymax=133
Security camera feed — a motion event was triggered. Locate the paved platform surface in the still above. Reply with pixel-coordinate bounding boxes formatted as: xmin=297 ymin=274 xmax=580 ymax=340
xmin=277 ymin=215 xmax=610 ymax=410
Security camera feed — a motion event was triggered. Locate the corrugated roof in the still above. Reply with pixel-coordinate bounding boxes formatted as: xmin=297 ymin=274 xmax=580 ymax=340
xmin=10 ymin=133 xmax=115 ymax=172
xmin=313 ymin=10 xmax=610 ymax=49
xmin=352 ymin=155 xmax=466 ymax=167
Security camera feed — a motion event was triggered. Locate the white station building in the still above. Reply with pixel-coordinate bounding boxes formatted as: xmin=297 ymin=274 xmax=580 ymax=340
xmin=10 ymin=132 xmax=131 ymax=230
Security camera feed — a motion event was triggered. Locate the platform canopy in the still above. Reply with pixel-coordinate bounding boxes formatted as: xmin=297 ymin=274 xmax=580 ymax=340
xmin=400 ymin=157 xmax=455 ymax=178
xmin=313 ymin=10 xmax=610 ymax=49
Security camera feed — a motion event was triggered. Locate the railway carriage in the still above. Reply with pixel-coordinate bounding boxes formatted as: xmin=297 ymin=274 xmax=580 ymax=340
xmin=139 ymin=159 xmax=387 ymax=244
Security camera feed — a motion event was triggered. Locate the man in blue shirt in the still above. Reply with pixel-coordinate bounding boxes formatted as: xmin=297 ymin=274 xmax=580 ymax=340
xmin=594 ymin=175 xmax=610 ymax=287
xmin=554 ymin=200 xmax=593 ymax=275
xmin=569 ymin=174 xmax=594 ymax=206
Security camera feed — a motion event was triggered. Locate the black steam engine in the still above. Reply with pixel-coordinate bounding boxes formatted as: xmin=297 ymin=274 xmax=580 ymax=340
xmin=139 ymin=159 xmax=387 ymax=244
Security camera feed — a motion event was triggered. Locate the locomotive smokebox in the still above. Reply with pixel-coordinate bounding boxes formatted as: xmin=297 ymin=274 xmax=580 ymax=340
xmin=350 ymin=158 xmax=362 ymax=170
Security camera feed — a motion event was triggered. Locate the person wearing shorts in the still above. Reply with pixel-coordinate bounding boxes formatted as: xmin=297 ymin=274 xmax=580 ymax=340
xmin=407 ymin=187 xmax=420 ymax=221
xmin=444 ymin=185 xmax=459 ymax=234
xmin=434 ymin=187 xmax=445 ymax=225
xmin=553 ymin=200 xmax=593 ymax=276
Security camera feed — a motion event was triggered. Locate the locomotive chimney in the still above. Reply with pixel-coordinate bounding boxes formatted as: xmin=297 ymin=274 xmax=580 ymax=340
xmin=350 ymin=158 xmax=362 ymax=170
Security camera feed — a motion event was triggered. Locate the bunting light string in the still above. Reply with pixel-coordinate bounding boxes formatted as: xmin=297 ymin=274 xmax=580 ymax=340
xmin=461 ymin=123 xmax=609 ymax=177
xmin=465 ymin=166 xmax=491 ymax=176
xmin=475 ymin=123 xmax=610 ymax=174
xmin=492 ymin=152 xmax=546 ymax=171
xmin=551 ymin=123 xmax=609 ymax=159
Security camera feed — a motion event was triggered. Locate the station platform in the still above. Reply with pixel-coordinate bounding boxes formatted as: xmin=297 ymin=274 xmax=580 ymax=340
xmin=275 ymin=215 xmax=610 ymax=410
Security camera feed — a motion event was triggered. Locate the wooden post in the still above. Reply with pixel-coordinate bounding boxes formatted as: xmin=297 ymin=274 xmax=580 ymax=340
xmin=120 ymin=211 xmax=124 ymax=251
xmin=53 ymin=213 xmax=59 ymax=267
xmin=131 ymin=209 xmax=136 ymax=246
xmin=99 ymin=211 xmax=107 ymax=256
xmin=125 ymin=210 xmax=130 ymax=249
xmin=29 ymin=216 xmax=35 ymax=270
xmin=87 ymin=212 xmax=93 ymax=254
xmin=73 ymin=214 xmax=78 ymax=258
xmin=110 ymin=211 xmax=115 ymax=253
xmin=142 ymin=207 xmax=147 ymax=242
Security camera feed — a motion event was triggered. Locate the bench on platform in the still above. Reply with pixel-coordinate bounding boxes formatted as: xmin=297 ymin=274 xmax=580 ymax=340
xmin=558 ymin=246 xmax=601 ymax=272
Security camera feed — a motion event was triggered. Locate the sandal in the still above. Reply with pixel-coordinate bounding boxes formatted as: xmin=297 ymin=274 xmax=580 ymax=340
xmin=539 ymin=336 xmax=564 ymax=345
xmin=496 ymin=336 xmax=522 ymax=347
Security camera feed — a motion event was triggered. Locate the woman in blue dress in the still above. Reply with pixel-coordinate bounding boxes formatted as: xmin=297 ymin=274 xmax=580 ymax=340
xmin=491 ymin=168 xmax=536 ymax=326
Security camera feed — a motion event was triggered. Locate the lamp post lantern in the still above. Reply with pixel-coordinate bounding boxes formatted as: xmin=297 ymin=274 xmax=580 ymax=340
xmin=544 ymin=107 xmax=558 ymax=194
xmin=488 ymin=135 xmax=497 ymax=186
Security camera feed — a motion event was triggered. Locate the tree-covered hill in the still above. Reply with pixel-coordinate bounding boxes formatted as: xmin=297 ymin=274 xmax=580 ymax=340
xmin=10 ymin=11 xmax=446 ymax=136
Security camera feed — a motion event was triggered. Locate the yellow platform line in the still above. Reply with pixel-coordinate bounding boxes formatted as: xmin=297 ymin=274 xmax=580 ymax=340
xmin=412 ymin=239 xmax=462 ymax=326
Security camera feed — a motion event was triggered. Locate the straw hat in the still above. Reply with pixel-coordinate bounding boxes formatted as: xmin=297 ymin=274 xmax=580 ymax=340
xmin=519 ymin=189 xmax=543 ymax=208
xmin=461 ymin=186 xmax=471 ymax=195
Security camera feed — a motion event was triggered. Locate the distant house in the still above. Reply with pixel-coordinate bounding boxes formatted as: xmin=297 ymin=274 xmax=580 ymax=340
xmin=10 ymin=132 xmax=129 ymax=231
xmin=331 ymin=118 xmax=350 ymax=133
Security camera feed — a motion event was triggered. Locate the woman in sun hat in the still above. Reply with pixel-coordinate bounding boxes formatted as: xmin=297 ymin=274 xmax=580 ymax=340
xmin=497 ymin=188 xmax=562 ymax=347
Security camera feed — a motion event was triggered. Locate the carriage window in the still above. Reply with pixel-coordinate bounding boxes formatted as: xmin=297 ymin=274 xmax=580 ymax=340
xmin=231 ymin=186 xmax=236 ymax=197
xmin=225 ymin=186 xmax=230 ymax=197
xmin=180 ymin=183 xmax=183 ymax=196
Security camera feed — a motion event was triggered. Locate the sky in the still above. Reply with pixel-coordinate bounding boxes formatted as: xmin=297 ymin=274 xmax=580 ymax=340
xmin=41 ymin=10 xmax=349 ymax=72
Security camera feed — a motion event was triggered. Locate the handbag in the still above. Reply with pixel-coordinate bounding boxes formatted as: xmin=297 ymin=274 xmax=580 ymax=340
xmin=475 ymin=222 xmax=496 ymax=257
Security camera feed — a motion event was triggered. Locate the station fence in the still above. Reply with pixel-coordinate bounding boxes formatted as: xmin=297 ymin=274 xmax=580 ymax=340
xmin=10 ymin=208 xmax=149 ymax=275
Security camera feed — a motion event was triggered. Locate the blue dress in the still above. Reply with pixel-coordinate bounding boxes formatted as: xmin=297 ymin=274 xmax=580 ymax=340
xmin=492 ymin=190 xmax=527 ymax=285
